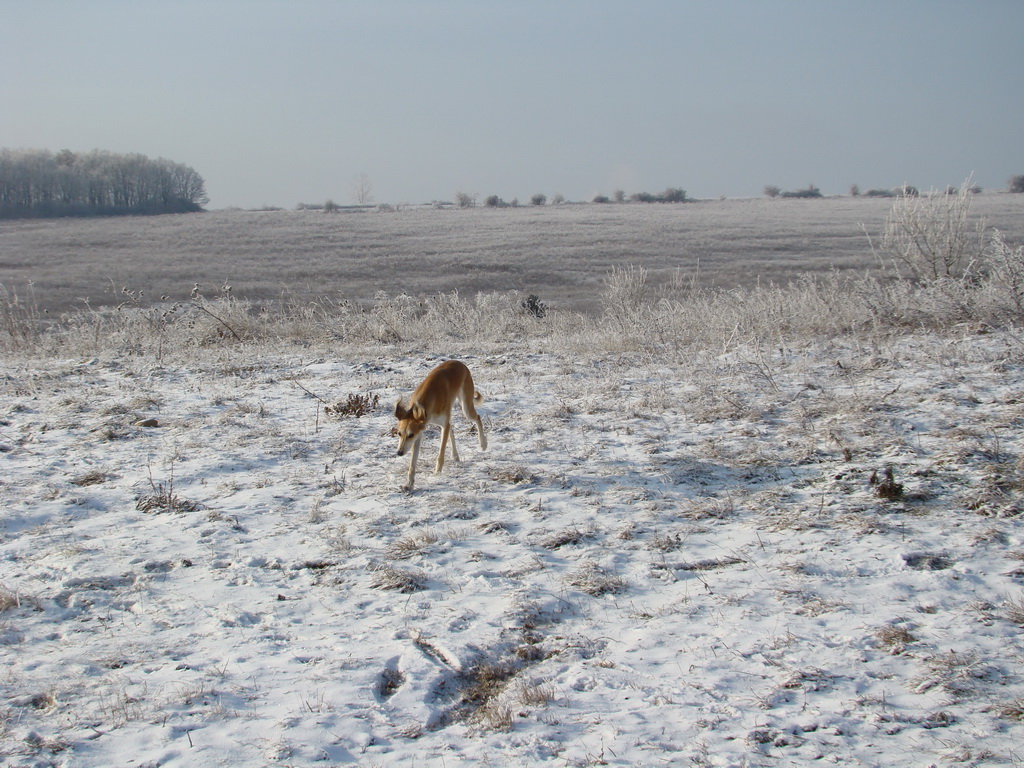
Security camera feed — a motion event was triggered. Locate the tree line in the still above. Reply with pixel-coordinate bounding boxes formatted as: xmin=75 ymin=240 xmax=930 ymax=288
xmin=0 ymin=148 xmax=208 ymax=218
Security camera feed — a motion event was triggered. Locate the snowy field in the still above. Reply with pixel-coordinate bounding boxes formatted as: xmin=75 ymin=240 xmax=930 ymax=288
xmin=3 ymin=189 xmax=1024 ymax=766
xmin=3 ymin=326 xmax=1024 ymax=767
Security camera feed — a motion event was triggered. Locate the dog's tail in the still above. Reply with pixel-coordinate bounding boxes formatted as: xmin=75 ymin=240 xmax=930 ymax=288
xmin=473 ymin=390 xmax=485 ymax=404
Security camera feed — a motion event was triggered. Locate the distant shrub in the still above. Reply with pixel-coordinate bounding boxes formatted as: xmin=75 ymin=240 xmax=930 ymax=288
xmin=781 ymin=185 xmax=822 ymax=199
xmin=627 ymin=188 xmax=687 ymax=203
xmin=484 ymin=195 xmax=506 ymax=208
xmin=897 ymin=184 xmax=919 ymax=197
xmin=323 ymin=199 xmax=341 ymax=213
xmin=530 ymin=193 xmax=546 ymax=206
xmin=863 ymin=188 xmax=895 ymax=198
xmin=592 ymin=194 xmax=610 ymax=204
xmin=551 ymin=193 xmax=565 ymax=205
xmin=1009 ymin=175 xmax=1024 ymax=193
xmin=613 ymin=189 xmax=626 ymax=202
xmin=763 ymin=185 xmax=781 ymax=198
xmin=521 ymin=294 xmax=546 ymax=318
xmin=849 ymin=184 xmax=860 ymax=197
xmin=455 ymin=191 xmax=476 ymax=208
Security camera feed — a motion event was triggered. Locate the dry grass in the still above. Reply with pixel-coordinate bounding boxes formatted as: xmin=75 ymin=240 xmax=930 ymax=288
xmin=511 ymin=677 xmax=556 ymax=707
xmin=1005 ymin=594 xmax=1024 ymax=626
xmin=456 ymin=660 xmax=556 ymax=732
xmin=461 ymin=661 xmax=517 ymax=707
xmin=492 ymin=465 xmax=538 ymax=485
xmin=377 ymin=667 xmax=405 ymax=700
xmin=995 ymin=699 xmax=1024 ymax=721
xmin=0 ymin=583 xmax=41 ymax=614
xmin=17 ymin=691 xmax=58 ymax=712
xmin=95 ymin=685 xmax=146 ymax=728
xmin=539 ymin=525 xmax=594 ymax=550
xmin=385 ymin=529 xmax=441 ymax=560
xmin=871 ymin=466 xmax=905 ymax=501
xmin=368 ymin=564 xmax=427 ymax=593
xmin=912 ymin=650 xmax=994 ymax=701
xmin=326 ymin=392 xmax=381 ymax=418
xmin=71 ymin=469 xmax=109 ymax=487
xmin=135 ymin=482 xmax=201 ymax=514
xmin=564 ymin=561 xmax=627 ymax=597
xmin=0 ymin=584 xmax=25 ymax=612
xmin=4 ymin=232 xmax=1024 ymax=363
xmin=2 ymin=196 xmax=1021 ymax=321
xmin=875 ymin=624 xmax=917 ymax=654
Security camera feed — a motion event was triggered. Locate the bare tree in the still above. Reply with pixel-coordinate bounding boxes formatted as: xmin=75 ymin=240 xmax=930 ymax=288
xmin=351 ymin=173 xmax=374 ymax=205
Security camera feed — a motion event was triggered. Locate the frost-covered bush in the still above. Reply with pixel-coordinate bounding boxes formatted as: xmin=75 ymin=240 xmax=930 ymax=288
xmin=0 ymin=283 xmax=43 ymax=353
xmin=880 ymin=179 xmax=986 ymax=282
xmin=976 ymin=231 xmax=1024 ymax=322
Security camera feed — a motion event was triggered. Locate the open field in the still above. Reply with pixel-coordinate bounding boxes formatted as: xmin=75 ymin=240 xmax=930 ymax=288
xmin=3 ymin=330 xmax=1024 ymax=767
xmin=2 ymin=194 xmax=1024 ymax=766
xmin=2 ymin=194 xmax=1023 ymax=315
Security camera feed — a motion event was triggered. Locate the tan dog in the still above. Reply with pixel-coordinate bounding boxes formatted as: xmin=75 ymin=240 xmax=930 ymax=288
xmin=394 ymin=360 xmax=487 ymax=491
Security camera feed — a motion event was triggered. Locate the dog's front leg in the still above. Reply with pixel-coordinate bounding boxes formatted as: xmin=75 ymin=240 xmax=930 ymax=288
xmin=404 ymin=439 xmax=421 ymax=492
xmin=448 ymin=425 xmax=459 ymax=463
xmin=436 ymin=422 xmax=451 ymax=473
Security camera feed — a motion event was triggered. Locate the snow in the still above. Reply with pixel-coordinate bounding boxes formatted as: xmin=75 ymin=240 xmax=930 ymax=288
xmin=2 ymin=333 xmax=1023 ymax=767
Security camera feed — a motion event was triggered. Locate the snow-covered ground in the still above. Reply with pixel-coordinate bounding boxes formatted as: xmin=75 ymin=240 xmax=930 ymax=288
xmin=2 ymin=331 xmax=1023 ymax=767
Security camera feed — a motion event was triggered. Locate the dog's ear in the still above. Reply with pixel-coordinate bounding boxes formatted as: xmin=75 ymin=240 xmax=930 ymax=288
xmin=394 ymin=398 xmax=410 ymax=420
xmin=412 ymin=403 xmax=426 ymax=421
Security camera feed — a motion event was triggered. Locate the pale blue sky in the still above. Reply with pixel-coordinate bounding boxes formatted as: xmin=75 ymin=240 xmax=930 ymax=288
xmin=3 ymin=1 xmax=1021 ymax=208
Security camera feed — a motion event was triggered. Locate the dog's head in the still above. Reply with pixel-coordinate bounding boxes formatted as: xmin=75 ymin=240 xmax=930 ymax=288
xmin=394 ymin=398 xmax=426 ymax=456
